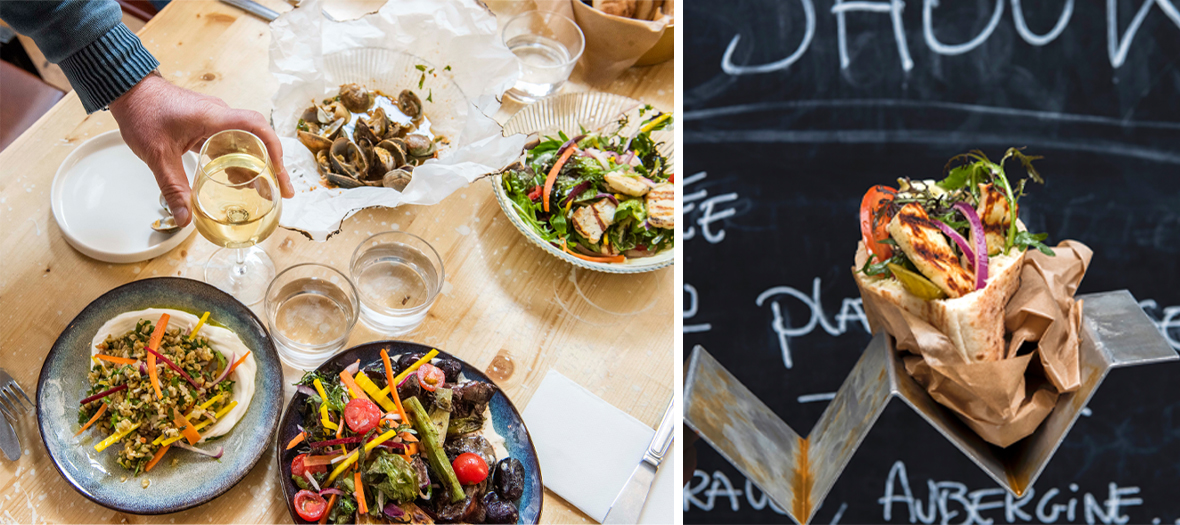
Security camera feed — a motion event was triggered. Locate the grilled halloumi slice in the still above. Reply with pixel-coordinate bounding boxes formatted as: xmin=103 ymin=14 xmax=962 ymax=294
xmin=646 ymin=183 xmax=674 ymax=229
xmin=604 ymin=171 xmax=650 ymax=197
xmin=887 ymin=203 xmax=975 ymax=298
xmin=572 ymin=198 xmax=617 ymax=244
xmin=977 ymin=183 xmax=1015 ymax=256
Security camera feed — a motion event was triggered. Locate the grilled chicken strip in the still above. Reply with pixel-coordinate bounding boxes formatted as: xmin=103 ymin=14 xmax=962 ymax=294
xmin=976 ymin=183 xmax=1015 ymax=256
xmin=645 ymin=183 xmax=674 ymax=229
xmin=604 ymin=171 xmax=650 ymax=197
xmin=572 ymin=198 xmax=617 ymax=244
xmin=887 ymin=203 xmax=976 ymax=298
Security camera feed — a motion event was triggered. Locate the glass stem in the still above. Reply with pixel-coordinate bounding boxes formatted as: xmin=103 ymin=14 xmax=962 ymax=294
xmin=233 ymin=247 xmax=248 ymax=278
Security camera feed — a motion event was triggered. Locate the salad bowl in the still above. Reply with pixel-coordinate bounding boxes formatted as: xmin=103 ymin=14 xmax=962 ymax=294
xmin=493 ymin=92 xmax=675 ymax=274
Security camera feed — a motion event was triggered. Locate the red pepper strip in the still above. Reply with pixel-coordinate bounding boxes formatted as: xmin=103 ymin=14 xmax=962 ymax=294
xmin=542 ymin=146 xmax=577 ymax=212
xmin=527 ymin=184 xmax=543 ymax=202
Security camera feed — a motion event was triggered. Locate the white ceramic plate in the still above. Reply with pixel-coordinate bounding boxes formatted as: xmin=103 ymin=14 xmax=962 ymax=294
xmin=50 ymin=130 xmax=197 ymax=263
xmin=493 ymin=92 xmax=675 ymax=274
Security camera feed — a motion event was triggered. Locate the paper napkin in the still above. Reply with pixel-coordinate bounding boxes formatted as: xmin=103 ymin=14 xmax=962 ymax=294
xmin=521 ymin=370 xmax=672 ymax=524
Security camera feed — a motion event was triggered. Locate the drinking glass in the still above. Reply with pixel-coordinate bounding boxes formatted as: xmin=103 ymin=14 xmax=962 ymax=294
xmin=265 ymin=263 xmax=359 ymax=369
xmin=191 ymin=129 xmax=282 ymax=305
xmin=350 ymin=231 xmax=444 ymax=335
xmin=502 ymin=10 xmax=585 ymax=100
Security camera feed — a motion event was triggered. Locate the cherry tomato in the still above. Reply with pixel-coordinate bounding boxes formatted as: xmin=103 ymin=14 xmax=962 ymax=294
xmin=416 ymin=363 xmax=446 ymax=392
xmin=859 ymin=185 xmax=897 ymax=261
xmin=294 ymin=489 xmax=328 ymax=521
xmin=344 ymin=398 xmax=382 ymax=434
xmin=291 ymin=453 xmax=327 ymax=478
xmin=452 ymin=452 xmax=489 ymax=485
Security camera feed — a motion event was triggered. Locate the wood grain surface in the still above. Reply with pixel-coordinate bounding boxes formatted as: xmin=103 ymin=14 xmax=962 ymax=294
xmin=0 ymin=1 xmax=673 ymax=523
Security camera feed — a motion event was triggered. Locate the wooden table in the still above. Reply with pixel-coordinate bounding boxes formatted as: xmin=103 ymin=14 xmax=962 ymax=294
xmin=0 ymin=1 xmax=673 ymax=522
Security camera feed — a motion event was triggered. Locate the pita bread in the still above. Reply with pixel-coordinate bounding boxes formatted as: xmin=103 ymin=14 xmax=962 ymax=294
xmin=854 ymin=240 xmax=1024 ymax=362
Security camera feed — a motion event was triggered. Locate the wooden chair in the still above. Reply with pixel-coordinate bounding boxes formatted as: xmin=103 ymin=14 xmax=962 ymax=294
xmin=0 ymin=60 xmax=65 ymax=151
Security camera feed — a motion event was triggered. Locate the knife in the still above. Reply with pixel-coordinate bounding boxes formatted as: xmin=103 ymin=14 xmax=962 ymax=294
xmin=219 ymin=0 xmax=280 ymax=22
xmin=602 ymin=398 xmax=675 ymax=524
xmin=0 ymin=409 xmax=20 ymax=461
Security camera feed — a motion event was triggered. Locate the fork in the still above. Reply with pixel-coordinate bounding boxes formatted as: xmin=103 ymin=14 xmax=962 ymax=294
xmin=0 ymin=369 xmax=31 ymax=460
xmin=0 ymin=369 xmax=32 ymax=422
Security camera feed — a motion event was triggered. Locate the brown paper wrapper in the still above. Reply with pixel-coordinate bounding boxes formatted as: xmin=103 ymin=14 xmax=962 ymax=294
xmin=856 ymin=240 xmax=1093 ymax=447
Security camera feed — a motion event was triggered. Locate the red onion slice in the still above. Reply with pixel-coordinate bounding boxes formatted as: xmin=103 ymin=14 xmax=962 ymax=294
xmin=556 ymin=134 xmax=586 ymax=156
xmin=934 ymin=220 xmax=975 ymax=270
xmin=319 ymin=488 xmax=345 ymax=497
xmin=344 ymin=360 xmax=360 ymax=376
xmin=174 ymin=441 xmax=223 ymax=459
xmin=594 ymin=193 xmax=619 ymax=205
xmin=384 ymin=503 xmax=406 ymax=520
xmin=296 ymin=385 xmax=318 ymax=398
xmin=560 ymin=181 xmax=593 ymax=208
xmin=309 ymin=437 xmax=363 ymax=449
xmin=211 ymin=351 xmax=236 ymax=385
xmin=397 ymin=372 xmax=417 ymax=388
xmin=953 ymin=202 xmax=989 ymax=290
xmin=80 ymin=384 xmax=127 ymax=405
xmin=146 ymin=348 xmax=202 ymax=389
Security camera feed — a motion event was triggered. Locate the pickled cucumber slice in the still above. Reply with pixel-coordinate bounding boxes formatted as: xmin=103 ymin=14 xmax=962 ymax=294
xmin=888 ymin=263 xmax=947 ymax=300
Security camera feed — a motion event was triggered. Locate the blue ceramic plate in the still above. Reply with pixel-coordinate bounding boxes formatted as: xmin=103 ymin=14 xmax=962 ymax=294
xmin=37 ymin=277 xmax=283 ymax=514
xmin=276 ymin=341 xmax=543 ymax=523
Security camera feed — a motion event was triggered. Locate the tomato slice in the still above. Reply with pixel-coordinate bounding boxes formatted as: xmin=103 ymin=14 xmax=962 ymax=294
xmin=344 ymin=398 xmax=381 ymax=434
xmin=291 ymin=453 xmax=326 ymax=478
xmin=416 ymin=363 xmax=446 ymax=392
xmin=294 ymin=489 xmax=328 ymax=521
xmin=859 ymin=185 xmax=897 ymax=261
xmin=452 ymin=452 xmax=489 ymax=485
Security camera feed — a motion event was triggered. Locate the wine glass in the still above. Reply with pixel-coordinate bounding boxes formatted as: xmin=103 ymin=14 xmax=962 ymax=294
xmin=191 ymin=129 xmax=282 ymax=305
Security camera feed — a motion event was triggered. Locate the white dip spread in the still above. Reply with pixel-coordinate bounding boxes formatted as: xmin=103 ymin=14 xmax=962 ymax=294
xmin=90 ymin=308 xmax=256 ymax=442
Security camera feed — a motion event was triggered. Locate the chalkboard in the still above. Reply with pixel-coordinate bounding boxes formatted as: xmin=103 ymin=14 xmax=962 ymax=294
xmin=682 ymin=1 xmax=1180 ymax=524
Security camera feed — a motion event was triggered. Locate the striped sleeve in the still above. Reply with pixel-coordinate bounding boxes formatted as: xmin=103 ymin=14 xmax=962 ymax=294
xmin=57 ymin=23 xmax=160 ymax=113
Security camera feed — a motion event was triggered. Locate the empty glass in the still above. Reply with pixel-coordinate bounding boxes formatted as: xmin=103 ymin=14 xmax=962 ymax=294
xmin=502 ymin=10 xmax=585 ymax=100
xmin=265 ymin=263 xmax=358 ymax=369
xmin=350 ymin=231 xmax=444 ymax=336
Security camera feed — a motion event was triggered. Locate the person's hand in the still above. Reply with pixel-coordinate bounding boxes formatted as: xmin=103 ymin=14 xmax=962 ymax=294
xmin=109 ymin=72 xmax=294 ymax=226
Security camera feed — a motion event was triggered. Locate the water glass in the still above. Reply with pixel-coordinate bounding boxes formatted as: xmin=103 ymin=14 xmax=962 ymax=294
xmin=350 ymin=231 xmax=444 ymax=336
xmin=502 ymin=10 xmax=585 ymax=100
xmin=265 ymin=263 xmax=358 ymax=369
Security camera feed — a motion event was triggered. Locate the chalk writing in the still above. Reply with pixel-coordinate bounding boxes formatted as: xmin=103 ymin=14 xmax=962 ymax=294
xmin=684 ymin=283 xmax=713 ymax=333
xmin=1139 ymin=300 xmax=1180 ymax=350
xmin=879 ymin=461 xmax=1145 ymax=524
xmin=718 ymin=0 xmax=1180 ymax=73
xmin=684 ymin=171 xmax=739 ymax=244
xmin=755 ymin=277 xmax=871 ymax=368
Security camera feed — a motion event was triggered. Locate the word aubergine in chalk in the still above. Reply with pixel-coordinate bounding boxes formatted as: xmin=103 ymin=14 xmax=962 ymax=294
xmin=879 ymin=461 xmax=1145 ymax=525
xmin=685 ymin=172 xmax=740 ymax=244
xmin=720 ymin=0 xmax=1180 ymax=75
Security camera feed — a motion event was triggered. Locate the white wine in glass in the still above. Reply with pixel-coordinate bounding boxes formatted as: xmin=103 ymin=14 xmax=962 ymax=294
xmin=192 ymin=130 xmax=282 ymax=305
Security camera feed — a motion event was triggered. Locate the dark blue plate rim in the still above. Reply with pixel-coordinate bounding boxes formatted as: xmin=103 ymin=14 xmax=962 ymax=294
xmin=274 ymin=340 xmax=544 ymax=524
xmin=35 ymin=277 xmax=283 ymax=515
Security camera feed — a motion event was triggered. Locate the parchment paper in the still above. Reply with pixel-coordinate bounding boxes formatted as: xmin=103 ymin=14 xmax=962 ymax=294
xmin=856 ymin=241 xmax=1093 ymax=447
xmin=269 ymin=0 xmax=529 ymax=240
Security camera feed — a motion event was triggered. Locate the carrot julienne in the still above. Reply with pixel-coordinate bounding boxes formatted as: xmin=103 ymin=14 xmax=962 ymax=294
xmin=94 ymin=354 xmax=137 ymax=366
xmin=354 ymin=471 xmax=368 ymax=514
xmin=75 ymin=403 xmax=108 ymax=436
xmin=562 ymin=242 xmax=625 ymax=263
xmin=542 ymin=145 xmax=577 ymax=212
xmin=172 ymin=408 xmax=201 ymax=445
xmin=147 ymin=313 xmax=169 ymax=399
xmin=319 ymin=494 xmax=337 ymax=524
xmin=286 ymin=432 xmax=306 ymax=450
xmin=339 ymin=369 xmax=371 ymax=403
xmin=145 ymin=444 xmax=170 ymax=472
xmin=224 ymin=351 xmax=251 ymax=377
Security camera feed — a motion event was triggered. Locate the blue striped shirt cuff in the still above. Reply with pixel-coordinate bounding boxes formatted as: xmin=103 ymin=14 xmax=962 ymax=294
xmin=58 ymin=23 xmax=159 ymax=114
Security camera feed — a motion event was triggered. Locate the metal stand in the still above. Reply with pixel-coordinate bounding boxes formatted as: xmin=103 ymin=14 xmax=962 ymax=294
xmin=684 ymin=290 xmax=1178 ymax=525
